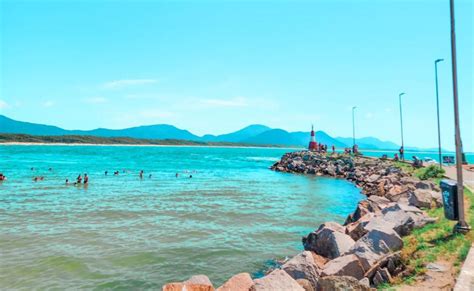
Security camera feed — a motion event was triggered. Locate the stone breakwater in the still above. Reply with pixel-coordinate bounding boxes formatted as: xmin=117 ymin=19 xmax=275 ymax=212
xmin=163 ymin=151 xmax=442 ymax=291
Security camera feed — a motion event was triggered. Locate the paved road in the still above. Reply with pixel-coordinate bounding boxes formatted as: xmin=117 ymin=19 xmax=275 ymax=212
xmin=454 ymin=244 xmax=474 ymax=291
xmin=443 ymin=166 xmax=474 ymax=192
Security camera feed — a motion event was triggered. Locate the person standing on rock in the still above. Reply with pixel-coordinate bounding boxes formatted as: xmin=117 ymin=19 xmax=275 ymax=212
xmin=399 ymin=146 xmax=405 ymax=161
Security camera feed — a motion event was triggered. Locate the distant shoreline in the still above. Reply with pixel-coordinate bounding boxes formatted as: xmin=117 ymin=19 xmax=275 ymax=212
xmin=0 ymin=141 xmax=303 ymax=150
xmin=0 ymin=142 xmax=470 ymax=155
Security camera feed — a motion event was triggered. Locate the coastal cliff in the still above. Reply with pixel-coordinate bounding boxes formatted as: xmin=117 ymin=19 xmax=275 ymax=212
xmin=163 ymin=151 xmax=443 ymax=291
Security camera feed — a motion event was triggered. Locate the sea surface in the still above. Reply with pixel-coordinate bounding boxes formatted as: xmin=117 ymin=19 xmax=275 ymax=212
xmin=0 ymin=145 xmax=363 ymax=289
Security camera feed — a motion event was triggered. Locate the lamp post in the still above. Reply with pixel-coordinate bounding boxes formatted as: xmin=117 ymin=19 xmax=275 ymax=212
xmin=449 ymin=0 xmax=469 ymax=233
xmin=435 ymin=58 xmax=444 ymax=168
xmin=399 ymin=92 xmax=406 ymax=160
xmin=352 ymin=106 xmax=357 ymax=149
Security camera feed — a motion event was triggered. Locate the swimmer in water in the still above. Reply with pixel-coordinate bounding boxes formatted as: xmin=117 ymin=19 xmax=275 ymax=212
xmin=0 ymin=173 xmax=6 ymax=181
xmin=84 ymin=174 xmax=88 ymax=184
xmin=189 ymin=175 xmax=192 ymax=178
xmin=65 ymin=179 xmax=69 ymax=185
xmin=105 ymin=171 xmax=108 ymax=176
xmin=149 ymin=174 xmax=152 ymax=178
xmin=139 ymin=170 xmax=144 ymax=179
xmin=77 ymin=174 xmax=82 ymax=184
xmin=175 ymin=173 xmax=179 ymax=178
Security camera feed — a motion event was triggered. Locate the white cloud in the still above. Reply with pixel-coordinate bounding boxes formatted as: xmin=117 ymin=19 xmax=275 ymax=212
xmin=199 ymin=97 xmax=248 ymax=108
xmin=42 ymin=100 xmax=55 ymax=108
xmin=84 ymin=97 xmax=108 ymax=104
xmin=102 ymin=79 xmax=157 ymax=89
xmin=0 ymin=100 xmax=8 ymax=110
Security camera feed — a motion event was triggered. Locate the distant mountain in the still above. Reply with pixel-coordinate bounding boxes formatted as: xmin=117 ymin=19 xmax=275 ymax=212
xmin=336 ymin=136 xmax=399 ymax=150
xmin=0 ymin=114 xmax=425 ymax=150
xmin=81 ymin=125 xmax=200 ymax=141
xmin=0 ymin=115 xmax=68 ymax=136
xmin=244 ymin=129 xmax=302 ymax=146
xmin=202 ymin=124 xmax=271 ymax=142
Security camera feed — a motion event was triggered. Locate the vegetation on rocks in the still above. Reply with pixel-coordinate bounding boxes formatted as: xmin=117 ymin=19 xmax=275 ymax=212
xmin=415 ymin=165 xmax=446 ymax=181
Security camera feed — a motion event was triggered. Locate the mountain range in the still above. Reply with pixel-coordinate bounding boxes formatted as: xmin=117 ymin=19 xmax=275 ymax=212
xmin=0 ymin=114 xmax=404 ymax=150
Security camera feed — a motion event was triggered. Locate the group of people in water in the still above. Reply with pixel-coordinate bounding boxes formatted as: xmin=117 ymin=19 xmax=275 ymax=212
xmin=0 ymin=167 xmax=196 ymax=186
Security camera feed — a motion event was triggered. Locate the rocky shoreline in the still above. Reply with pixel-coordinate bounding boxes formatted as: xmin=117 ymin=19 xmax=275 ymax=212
xmin=163 ymin=151 xmax=443 ymax=291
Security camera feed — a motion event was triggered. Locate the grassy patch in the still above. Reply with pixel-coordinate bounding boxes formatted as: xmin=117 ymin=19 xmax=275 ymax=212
xmin=415 ymin=165 xmax=446 ymax=180
xmin=391 ymin=187 xmax=474 ymax=287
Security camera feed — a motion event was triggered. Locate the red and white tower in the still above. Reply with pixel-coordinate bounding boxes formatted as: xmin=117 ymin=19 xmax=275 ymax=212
xmin=308 ymin=125 xmax=317 ymax=151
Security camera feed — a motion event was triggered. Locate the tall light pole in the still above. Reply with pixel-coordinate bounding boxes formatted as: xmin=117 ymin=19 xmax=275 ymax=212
xmin=449 ymin=0 xmax=469 ymax=233
xmin=352 ymin=106 xmax=357 ymax=149
xmin=435 ymin=58 xmax=444 ymax=168
xmin=399 ymin=92 xmax=406 ymax=160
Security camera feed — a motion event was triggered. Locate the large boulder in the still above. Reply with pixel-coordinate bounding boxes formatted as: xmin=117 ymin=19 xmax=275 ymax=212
xmin=163 ymin=275 xmax=215 ymax=291
xmin=364 ymin=252 xmax=404 ymax=287
xmin=316 ymin=276 xmax=372 ymax=291
xmin=381 ymin=206 xmax=415 ymax=236
xmin=361 ymin=227 xmax=403 ymax=253
xmin=348 ymin=226 xmax=403 ymax=271
xmin=409 ymin=189 xmax=438 ymax=209
xmin=251 ymin=269 xmax=304 ymax=291
xmin=217 ymin=273 xmax=254 ymax=291
xmin=415 ymin=181 xmax=434 ymax=190
xmin=345 ymin=213 xmax=376 ymax=241
xmin=321 ymin=254 xmax=365 ymax=280
xmin=282 ymin=251 xmax=320 ymax=289
xmin=303 ymin=224 xmax=355 ymax=259
xmin=367 ymin=196 xmax=392 ymax=212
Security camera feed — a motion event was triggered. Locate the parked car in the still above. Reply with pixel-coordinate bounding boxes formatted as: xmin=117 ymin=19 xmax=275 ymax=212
xmin=423 ymin=157 xmax=438 ymax=165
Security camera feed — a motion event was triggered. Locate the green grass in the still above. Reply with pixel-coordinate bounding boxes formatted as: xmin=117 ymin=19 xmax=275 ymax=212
xmin=381 ymin=160 xmax=473 ymax=289
xmin=390 ymin=187 xmax=474 ymax=287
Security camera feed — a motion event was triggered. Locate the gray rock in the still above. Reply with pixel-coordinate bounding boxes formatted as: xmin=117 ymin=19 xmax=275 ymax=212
xmin=415 ymin=181 xmax=433 ymax=190
xmin=282 ymin=251 xmax=320 ymax=289
xmin=184 ymin=275 xmax=214 ymax=287
xmin=296 ymin=279 xmax=314 ymax=291
xmin=409 ymin=189 xmax=434 ymax=208
xmin=358 ymin=277 xmax=370 ymax=288
xmin=317 ymin=276 xmax=371 ymax=291
xmin=303 ymin=226 xmax=355 ymax=259
xmin=367 ymin=174 xmax=381 ymax=183
xmin=252 ymin=269 xmax=304 ymax=291
xmin=348 ymin=241 xmax=387 ymax=272
xmin=381 ymin=207 xmax=415 ymax=236
xmin=362 ymin=227 xmax=403 ymax=252
xmin=321 ymin=254 xmax=365 ymax=280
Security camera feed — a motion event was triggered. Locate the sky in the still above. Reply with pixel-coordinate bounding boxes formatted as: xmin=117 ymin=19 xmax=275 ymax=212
xmin=0 ymin=0 xmax=472 ymax=151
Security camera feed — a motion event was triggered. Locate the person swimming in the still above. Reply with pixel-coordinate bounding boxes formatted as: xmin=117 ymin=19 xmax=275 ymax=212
xmin=84 ymin=174 xmax=88 ymax=184
xmin=76 ymin=174 xmax=82 ymax=184
xmin=105 ymin=171 xmax=108 ymax=176
xmin=114 ymin=171 xmax=119 ymax=176
xmin=0 ymin=173 xmax=6 ymax=181
xmin=139 ymin=170 xmax=144 ymax=179
xmin=148 ymin=174 xmax=152 ymax=178
xmin=189 ymin=175 xmax=192 ymax=178
xmin=33 ymin=176 xmax=44 ymax=182
xmin=65 ymin=179 xmax=69 ymax=185
xmin=175 ymin=173 xmax=179 ymax=178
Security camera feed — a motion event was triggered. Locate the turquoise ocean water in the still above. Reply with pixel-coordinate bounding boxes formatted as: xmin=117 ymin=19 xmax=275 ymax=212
xmin=0 ymin=145 xmax=363 ymax=289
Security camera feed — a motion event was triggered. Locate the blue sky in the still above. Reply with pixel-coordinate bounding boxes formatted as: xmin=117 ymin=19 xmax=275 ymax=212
xmin=0 ymin=0 xmax=472 ymax=151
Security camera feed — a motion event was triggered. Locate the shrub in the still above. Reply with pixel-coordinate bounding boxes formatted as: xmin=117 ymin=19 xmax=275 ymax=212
xmin=416 ymin=165 xmax=445 ymax=180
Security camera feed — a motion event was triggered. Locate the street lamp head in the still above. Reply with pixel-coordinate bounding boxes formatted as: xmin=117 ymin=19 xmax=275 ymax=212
xmin=352 ymin=106 xmax=357 ymax=110
xmin=399 ymin=92 xmax=406 ymax=97
xmin=435 ymin=58 xmax=444 ymax=63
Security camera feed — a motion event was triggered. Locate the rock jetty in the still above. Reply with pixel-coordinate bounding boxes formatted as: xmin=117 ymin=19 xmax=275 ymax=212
xmin=163 ymin=151 xmax=442 ymax=291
